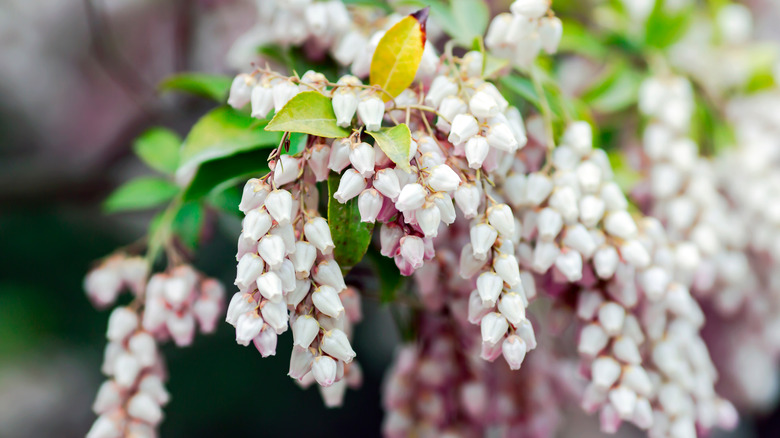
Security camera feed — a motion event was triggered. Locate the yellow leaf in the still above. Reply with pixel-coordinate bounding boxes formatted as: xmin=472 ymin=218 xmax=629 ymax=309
xmin=369 ymin=8 xmax=429 ymax=102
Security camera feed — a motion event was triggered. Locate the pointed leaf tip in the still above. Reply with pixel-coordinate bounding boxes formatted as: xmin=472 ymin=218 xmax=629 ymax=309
xmin=412 ymin=6 xmax=430 ymax=29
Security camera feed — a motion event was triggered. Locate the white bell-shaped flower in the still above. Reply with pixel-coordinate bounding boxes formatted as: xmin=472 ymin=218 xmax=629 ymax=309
xmin=257 ymin=234 xmax=286 ymax=270
xmin=292 ymin=315 xmax=320 ymax=349
xmin=321 ymin=329 xmax=356 ymax=363
xmin=349 ymin=142 xmax=376 ymax=177
xmin=333 ymin=169 xmax=366 ymax=203
xmin=480 ymin=312 xmax=509 ymax=344
xmin=357 ymin=95 xmax=385 ymax=131
xmin=264 ymin=189 xmax=293 ymax=225
xmin=358 ymin=189 xmax=383 ymax=223
xmin=312 ymin=285 xmax=345 ymax=318
xmin=304 ymin=217 xmax=335 ymax=255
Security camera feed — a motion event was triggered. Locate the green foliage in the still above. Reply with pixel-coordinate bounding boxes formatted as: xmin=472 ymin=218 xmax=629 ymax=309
xmin=451 ymin=0 xmax=490 ymax=49
xmin=160 ymin=73 xmax=233 ymax=102
xmin=644 ymin=1 xmax=693 ymax=49
xmin=173 ymin=202 xmax=206 ymax=250
xmin=365 ymin=248 xmax=406 ymax=304
xmin=265 ymin=91 xmax=351 ymax=138
xmin=558 ymin=20 xmax=609 ymax=58
xmin=182 ymin=148 xmax=271 ymax=201
xmin=366 ymin=124 xmax=413 ymax=172
xmin=582 ymin=61 xmax=643 ymax=113
xmin=327 ymin=174 xmax=375 ymax=271
xmin=133 ymin=127 xmax=181 ymax=174
xmin=104 ymin=177 xmax=180 ymax=213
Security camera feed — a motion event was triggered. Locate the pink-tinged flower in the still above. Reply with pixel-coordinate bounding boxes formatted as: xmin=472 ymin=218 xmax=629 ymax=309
xmin=334 ymin=169 xmax=366 ymax=203
xmin=128 ymin=332 xmax=156 ymax=367
xmin=277 ymin=259 xmax=296 ymax=293
xmin=304 ymin=217 xmax=335 ymax=255
xmin=313 ymin=259 xmax=347 ymax=292
xmin=349 ymin=142 xmax=376 ymax=177
xmin=329 ymin=138 xmax=352 ymax=172
xmin=415 ymin=203 xmax=441 ymax=238
xmin=272 ymin=80 xmax=299 ymax=112
xmin=460 ymin=244 xmax=488 ymax=279
xmin=481 ymin=312 xmax=509 ymax=344
xmin=487 ymin=204 xmax=515 ymax=237
xmin=502 ymin=335 xmax=527 ymax=370
xmin=468 ymin=290 xmax=492 ymax=324
xmin=287 ymin=279 xmax=311 ymax=308
xmin=333 ymin=89 xmax=359 ymax=127
xmin=193 ymin=298 xmax=221 ymax=334
xmin=395 ymin=183 xmax=427 ymax=212
xmin=476 ymin=272 xmax=503 ymax=307
xmin=235 ymin=253 xmax=264 ymax=291
xmin=253 ymin=327 xmax=278 ymax=357
xmin=319 ymin=379 xmax=348 ymax=407
xmin=358 ymin=189 xmax=383 ymax=223
xmin=465 ymin=135 xmax=490 ymax=169
xmin=480 ymin=339 xmax=503 ymax=361
xmin=261 ymin=300 xmax=289 ymax=335
xmin=431 ymin=193 xmax=457 ymax=225
xmin=454 ymin=184 xmax=480 ymax=218
xmin=380 ymin=223 xmax=404 ymax=257
xmin=239 ymin=178 xmax=270 ymax=213
xmin=256 ymin=272 xmax=283 ymax=302
xmin=448 ymin=114 xmax=480 ymax=145
xmin=167 ymin=312 xmax=196 ymax=347
xmin=399 ymin=236 xmax=425 ymax=271
xmin=321 ymin=329 xmax=356 ymax=363
xmin=555 ymin=250 xmax=583 ymax=282
xmin=308 ymin=143 xmax=331 ymax=182
xmin=264 ymin=189 xmax=293 ymax=225
xmin=498 ymin=292 xmax=526 ymax=325
xmin=292 ymin=315 xmax=320 ymax=349
xmin=92 ymin=381 xmax=122 ymax=414
xmin=470 ymin=224 xmax=498 ymax=261
xmin=106 ymin=307 xmax=138 ymax=342
xmin=85 ymin=267 xmax=123 ymax=309
xmin=425 ymin=76 xmax=458 ymax=108
xmin=226 ymin=292 xmax=257 ymax=326
xmin=228 ymin=73 xmax=255 ymax=109
xmin=257 ymin=234 xmax=286 ymax=270
xmin=493 ymin=253 xmax=521 ymax=286
xmin=357 ymin=95 xmax=385 ymax=131
xmin=578 ymin=323 xmax=608 ymax=357
xmin=592 ymin=356 xmax=621 ymax=389
xmin=289 ymin=346 xmax=315 ymax=380
xmin=312 ymin=285 xmax=345 ymax=318
xmin=235 ymin=311 xmax=264 ymax=346
xmin=312 ymin=355 xmax=338 ymax=387
xmin=290 ymin=241 xmax=317 ymax=279
xmin=251 ymin=83 xmax=273 ymax=119
xmin=272 ymin=155 xmax=302 ymax=186
xmin=373 ymin=169 xmax=402 ymax=200
xmin=114 ymin=352 xmax=141 ymax=388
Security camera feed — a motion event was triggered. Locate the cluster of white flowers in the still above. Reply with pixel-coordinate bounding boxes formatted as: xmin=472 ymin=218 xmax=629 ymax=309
xmin=485 ymin=0 xmax=562 ymax=69
xmin=84 ymin=256 xmax=223 ymax=438
xmin=228 ymin=170 xmax=362 ymax=403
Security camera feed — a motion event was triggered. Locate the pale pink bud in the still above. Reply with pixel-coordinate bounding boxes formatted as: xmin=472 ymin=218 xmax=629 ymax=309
xmin=329 ymin=138 xmax=352 ymax=172
xmin=373 ymin=168 xmax=401 ymax=200
xmin=256 ymin=271 xmax=283 ymax=302
xmin=358 ymin=189 xmax=383 ymax=223
xmin=502 ymin=335 xmax=527 ymax=370
xmin=239 ymin=178 xmax=270 ymax=213
xmin=226 ymin=292 xmax=256 ymax=326
xmin=235 ymin=253 xmax=264 ymax=291
xmin=167 ymin=312 xmax=196 ymax=346
xmin=313 ymin=259 xmax=347 ymax=291
xmin=292 ymin=315 xmax=320 ymax=349
xmin=261 ymin=300 xmax=289 ymax=335
xmin=334 ymin=169 xmax=366 ymax=203
xmin=290 ymin=241 xmax=317 ymax=279
xmin=555 ymin=250 xmax=583 ymax=282
xmin=477 ymin=272 xmax=504 ymax=307
xmin=399 ymin=236 xmax=425 ymax=270
xmin=304 ymin=217 xmax=335 ymax=255
xmin=498 ymin=292 xmax=526 ymax=325
xmin=235 ymin=311 xmax=264 ymax=346
xmin=469 ymin=91 xmax=499 ymax=119
xmin=93 ymin=381 xmax=122 ymax=414
xmin=253 ymin=327 xmax=278 ymax=357
xmin=312 ymin=285 xmax=345 ymax=318
xmin=470 ymin=223 xmax=498 ymax=260
xmin=604 ymin=211 xmax=637 ymax=240
xmin=594 ymin=246 xmax=619 ymax=279
xmin=454 ymin=184 xmax=480 ymax=218
xmin=599 ymin=302 xmax=626 ymax=336
xmin=465 ymin=135 xmax=490 ymax=169
xmin=579 ymin=323 xmax=608 ymax=357
xmin=85 ymin=266 xmax=123 ymax=309
xmin=349 ymin=142 xmax=376 ymax=177
xmin=525 ymin=173 xmax=553 ymax=206
xmin=427 ymin=164 xmax=460 ymax=192
xmin=460 ymin=244 xmax=488 ymax=279
xmin=539 ymin=16 xmax=562 ymax=54
xmin=321 ymin=329 xmax=356 ymax=363
xmin=510 ymin=0 xmax=549 ymax=19
xmin=272 ymin=80 xmax=299 ymax=112
xmin=395 ymin=183 xmax=427 ymax=212
xmin=592 ymin=356 xmax=621 ymax=389
xmin=193 ymin=298 xmax=221 ymax=333
xmin=257 ymin=234 xmax=286 ymax=270
xmin=357 ymin=95 xmax=385 ymax=131
xmin=114 ymin=352 xmax=141 ymax=387
xmin=250 ymin=84 xmax=273 ymax=119
xmin=333 ymin=89 xmax=359 ymax=127
xmin=486 ymin=121 xmax=518 ymax=153
xmin=380 ymin=223 xmax=404 ymax=257
xmin=481 ymin=312 xmax=509 ymax=344
xmin=448 ymin=114 xmax=480 ymax=145
xmin=128 ymin=332 xmax=156 ymax=367
xmin=425 ymin=76 xmax=458 ymax=108
xmin=319 ymin=379 xmax=348 ymax=407
xmin=308 ymin=143 xmax=331 ymax=182
xmin=312 ymin=355 xmax=338 ymax=387
xmin=228 ymin=73 xmax=255 ymax=109
xmin=416 ymin=203 xmax=441 ymax=238
xmin=342 ymin=287 xmax=363 ymax=323
xmin=289 ymin=345 xmax=315 ymax=380
xmin=517 ymin=318 xmax=537 ymax=350
xmin=609 ymin=386 xmax=637 ymax=419
xmin=272 ymin=155 xmax=301 ymax=187
xmin=432 ymin=192 xmax=457 ymax=225
xmin=620 ymin=240 xmax=650 ymax=269
xmin=287 ymin=278 xmax=311 ymax=307
xmin=436 ymin=95 xmax=467 ymax=132
xmin=481 ymin=339 xmax=503 ymax=361
xmin=107 ymin=307 xmax=138 ymax=342
xmin=468 ymin=289 xmax=492 ymax=324
xmin=265 ymin=189 xmax=294 ymax=225
xmin=487 ymin=204 xmax=515 ymax=237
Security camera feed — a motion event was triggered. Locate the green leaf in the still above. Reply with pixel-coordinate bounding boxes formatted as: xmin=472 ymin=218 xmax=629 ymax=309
xmin=265 ymin=91 xmax=350 ymax=138
xmin=173 ymin=202 xmax=205 ymax=250
xmin=365 ymin=248 xmax=406 ymax=304
xmin=159 ymin=73 xmax=233 ymax=102
xmin=397 ymin=0 xmax=460 ymax=45
xmin=366 ymin=124 xmax=413 ymax=172
xmin=483 ymin=54 xmax=510 ymax=78
xmin=644 ymin=2 xmax=692 ymax=49
xmin=499 ymin=75 xmax=541 ymax=110
xmin=182 ymin=148 xmax=271 ymax=201
xmin=104 ymin=177 xmax=179 ymax=213
xmin=327 ymin=174 xmax=375 ymax=270
xmin=133 ymin=127 xmax=181 ymax=174
xmin=558 ymin=20 xmax=609 ymax=58
xmin=369 ymin=9 xmax=428 ymax=101
xmin=582 ymin=62 xmax=643 ymax=113
xmin=451 ymin=0 xmax=489 ymax=48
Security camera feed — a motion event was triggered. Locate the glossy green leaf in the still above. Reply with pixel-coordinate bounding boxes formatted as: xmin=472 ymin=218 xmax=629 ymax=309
xmin=558 ymin=20 xmax=608 ymax=58
xmin=366 ymin=248 xmax=406 ymax=304
xmin=265 ymin=91 xmax=350 ymax=138
xmin=159 ymin=73 xmax=233 ymax=102
xmin=366 ymin=124 xmax=413 ymax=172
xmin=104 ymin=177 xmax=179 ymax=213
xmin=173 ymin=202 xmax=205 ymax=250
xmin=582 ymin=62 xmax=643 ymax=113
xmin=327 ymin=174 xmax=375 ymax=270
xmin=452 ymin=0 xmax=489 ymax=48
xmin=369 ymin=9 xmax=428 ymax=100
xmin=182 ymin=148 xmax=271 ymax=201
xmin=133 ymin=127 xmax=181 ymax=174
xmin=644 ymin=2 xmax=692 ymax=49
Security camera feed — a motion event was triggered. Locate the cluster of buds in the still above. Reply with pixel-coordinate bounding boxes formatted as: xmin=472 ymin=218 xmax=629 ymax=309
xmin=87 ymin=307 xmax=169 ymax=438
xmin=485 ymin=0 xmax=562 ymax=69
xmin=228 ymin=171 xmax=362 ymax=404
xmin=84 ymin=254 xmax=148 ymax=308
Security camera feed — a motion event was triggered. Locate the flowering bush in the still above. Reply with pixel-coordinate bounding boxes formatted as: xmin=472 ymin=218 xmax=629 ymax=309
xmin=82 ymin=0 xmax=780 ymax=437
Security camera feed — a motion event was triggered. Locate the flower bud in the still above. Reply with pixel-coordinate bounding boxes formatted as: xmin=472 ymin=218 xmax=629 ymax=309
xmin=312 ymin=355 xmax=338 ymax=387
xmin=272 ymin=80 xmax=299 ymax=112
xmin=321 ymin=329 xmax=356 ymax=363
xmin=373 ymin=168 xmax=401 ymax=200
xmin=290 ymin=241 xmax=317 ymax=279
xmin=498 ymin=292 xmax=527 ymax=328
xmin=235 ymin=311 xmax=264 ymax=346
xmin=563 ymin=224 xmax=597 ymax=258
xmin=470 ymin=223 xmax=498 ymax=260
xmin=502 ymin=335 xmax=527 ymax=370
xmin=358 ymin=189 xmax=383 ymax=223
xmin=304 ymin=217 xmax=335 ymax=255
xmin=487 ymin=204 xmax=515 ymax=237
xmin=128 ymin=332 xmax=156 ymax=367
xmin=465 ymin=135 xmax=490 ymax=169
xmin=532 ymin=241 xmax=559 ymax=273
xmin=477 ymin=272 xmax=503 ymax=306
xmin=609 ymin=386 xmax=638 ymax=419
xmin=287 ymin=278 xmax=312 ymax=308
xmin=425 ymin=76 xmax=458 ymax=108
xmin=357 ymin=95 xmax=385 ymax=131
xmin=510 ymin=0 xmax=549 ymax=19
xmin=239 ymin=178 xmax=270 ymax=213
xmin=308 ymin=143 xmax=331 ymax=182
xmin=253 ymin=327 xmax=278 ymax=357
xmin=289 ymin=346 xmax=315 ymax=380
xmin=273 ymin=155 xmax=302 ymax=187
xmin=93 ymin=381 xmax=122 ymax=414
xmin=481 ymin=312 xmax=509 ymax=344
xmin=313 ymin=259 xmax=347 ymax=291
xmin=555 ymin=250 xmax=583 ymax=282
xmin=251 ymin=84 xmax=273 ymax=119
xmin=193 ymin=297 xmax=221 ymax=334
xmin=427 ymin=164 xmax=461 ymax=192
xmin=436 ymin=95 xmax=467 ymax=132
xmin=235 ymin=253 xmax=264 ymax=291
xmin=167 ymin=312 xmax=196 ymax=346
xmin=226 ymin=292 xmax=256 ymax=326
xmin=469 ymin=91 xmax=500 ymax=119
xmin=416 ymin=203 xmax=441 ymax=238
xmin=329 ymin=138 xmax=352 ymax=172
xmin=270 ymin=223 xmax=296 ymax=256
xmin=539 ymin=16 xmax=562 ymax=54
xmin=127 ymin=393 xmax=163 ymax=426
xmin=400 ymin=236 xmax=425 ymax=270
xmin=592 ymin=356 xmax=621 ymax=389
xmin=106 ymin=307 xmax=138 ymax=342
xmin=334 ymin=168 xmax=366 ymax=203
xmin=256 ymin=271 xmax=283 ymax=302
xmin=380 ymin=223 xmax=404 ymax=257
xmin=460 ymin=244 xmax=488 ymax=279
xmin=293 ymin=315 xmax=320 ymax=349
xmin=114 ymin=353 xmax=141 ymax=387
xmin=493 ymin=253 xmax=521 ymax=286
xmin=395 ymin=183 xmax=427 ymax=212
xmin=264 ymin=189 xmax=293 ymax=225
xmin=594 ymin=246 xmax=619 ymax=279
xmin=332 ymin=89 xmax=359 ymax=127
xmin=448 ymin=114 xmax=480 ymax=145
xmin=525 ymin=173 xmax=553 ymax=206
xmin=257 ymin=234 xmax=286 ymax=270
xmin=312 ymin=285 xmax=345 ymax=318
xmin=432 ymin=192 xmax=457 ymax=225
xmin=598 ymin=302 xmax=626 ymax=336
xmin=261 ymin=300 xmax=289 ymax=335
xmin=349 ymin=142 xmax=376 ymax=177
xmin=486 ymin=122 xmax=518 ymax=153
xmin=454 ymin=183 xmax=480 ymax=218
xmin=228 ymin=73 xmax=255 ymax=109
